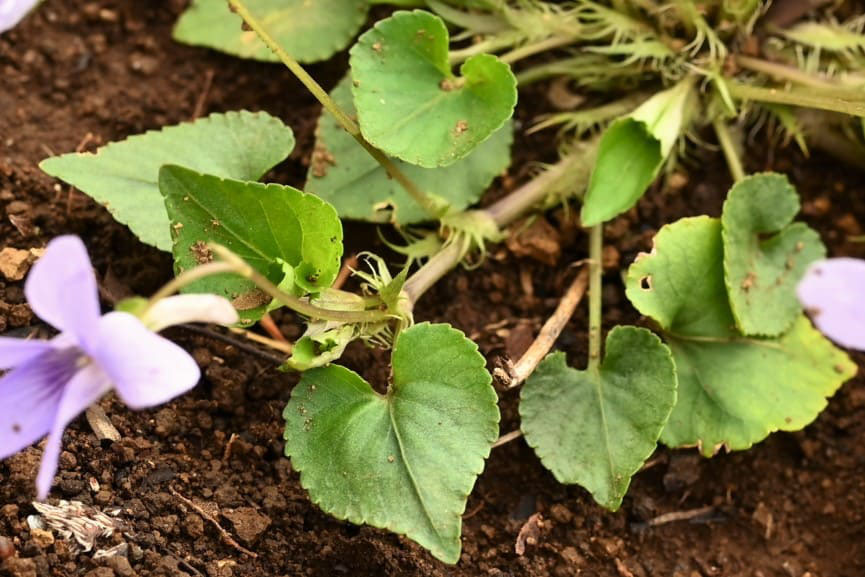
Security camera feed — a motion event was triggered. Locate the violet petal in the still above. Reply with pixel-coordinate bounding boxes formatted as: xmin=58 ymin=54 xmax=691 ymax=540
xmin=0 ymin=0 xmax=39 ymax=33
xmin=0 ymin=337 xmax=52 ymax=370
xmin=797 ymin=257 xmax=865 ymax=351
xmin=25 ymin=236 xmax=101 ymax=351
xmin=0 ymin=347 xmax=79 ymax=461
xmin=35 ymin=362 xmax=112 ymax=500
xmin=93 ymin=312 xmax=200 ymax=410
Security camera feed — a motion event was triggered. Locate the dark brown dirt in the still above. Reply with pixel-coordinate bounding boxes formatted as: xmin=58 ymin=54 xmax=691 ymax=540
xmin=2 ymin=2 xmax=864 ymax=576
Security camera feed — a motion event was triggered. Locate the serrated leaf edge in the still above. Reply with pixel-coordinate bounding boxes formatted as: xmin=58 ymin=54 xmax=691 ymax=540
xmin=520 ymin=326 xmax=677 ymax=510
xmin=283 ymin=322 xmax=499 ymax=563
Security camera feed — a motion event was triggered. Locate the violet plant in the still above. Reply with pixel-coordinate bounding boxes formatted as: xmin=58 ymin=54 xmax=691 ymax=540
xmin=0 ymin=0 xmax=39 ymax=33
xmin=29 ymin=0 xmax=864 ymax=564
xmin=0 ymin=236 xmax=238 ymax=499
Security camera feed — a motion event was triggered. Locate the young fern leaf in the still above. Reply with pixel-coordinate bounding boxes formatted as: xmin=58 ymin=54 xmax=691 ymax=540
xmin=283 ymin=323 xmax=500 ymax=564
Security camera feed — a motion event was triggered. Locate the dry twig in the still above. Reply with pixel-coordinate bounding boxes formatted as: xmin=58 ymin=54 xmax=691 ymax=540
xmin=169 ymin=487 xmax=258 ymax=558
xmin=495 ymin=266 xmax=589 ymax=389
xmin=645 ymin=505 xmax=715 ymax=527
xmin=85 ymin=406 xmax=121 ymax=442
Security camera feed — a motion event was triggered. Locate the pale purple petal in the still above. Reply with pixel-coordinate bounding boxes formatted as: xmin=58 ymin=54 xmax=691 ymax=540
xmin=798 ymin=258 xmax=865 ymax=351
xmin=92 ymin=312 xmax=200 ymax=410
xmin=0 ymin=336 xmax=52 ymax=370
xmin=143 ymin=294 xmax=238 ymax=332
xmin=35 ymin=363 xmax=112 ymax=500
xmin=0 ymin=347 xmax=79 ymax=461
xmin=25 ymin=236 xmax=101 ymax=351
xmin=0 ymin=0 xmax=40 ymax=33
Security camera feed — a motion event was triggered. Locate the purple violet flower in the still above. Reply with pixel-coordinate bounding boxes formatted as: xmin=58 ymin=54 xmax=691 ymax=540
xmin=798 ymin=257 xmax=865 ymax=351
xmin=0 ymin=0 xmax=40 ymax=33
xmin=0 ymin=236 xmax=237 ymax=499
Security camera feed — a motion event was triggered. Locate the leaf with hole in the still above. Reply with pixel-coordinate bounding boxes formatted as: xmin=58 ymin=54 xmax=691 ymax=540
xmin=581 ymin=79 xmax=694 ymax=226
xmin=722 ymin=173 xmax=825 ymax=336
xmin=306 ymin=76 xmax=513 ymax=223
xmin=626 ymin=216 xmax=855 ymax=455
xmin=519 ymin=327 xmax=677 ymax=510
xmin=40 ymin=111 xmax=295 ymax=251
xmin=174 ymin=0 xmax=369 ymax=63
xmin=350 ymin=10 xmax=517 ymax=168
xmin=283 ymin=322 xmax=499 ymax=563
xmin=159 ymin=165 xmax=343 ymax=325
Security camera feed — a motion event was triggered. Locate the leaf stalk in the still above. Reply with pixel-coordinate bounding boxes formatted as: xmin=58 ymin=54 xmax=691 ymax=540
xmin=587 ymin=224 xmax=603 ymax=374
xmin=712 ymin=118 xmax=746 ymax=183
xmin=226 ymin=0 xmax=443 ymax=219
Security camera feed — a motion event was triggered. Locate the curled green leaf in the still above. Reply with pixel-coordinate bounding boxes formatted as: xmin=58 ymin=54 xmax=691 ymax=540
xmin=722 ymin=173 xmax=826 ymax=336
xmin=350 ymin=10 xmax=517 ymax=168
xmin=581 ymin=78 xmax=694 ymax=227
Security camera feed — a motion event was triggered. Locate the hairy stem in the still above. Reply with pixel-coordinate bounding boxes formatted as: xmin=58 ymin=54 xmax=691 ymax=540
xmin=209 ymin=245 xmax=392 ymax=324
xmin=734 ymin=55 xmax=841 ymax=91
xmin=147 ymin=261 xmax=237 ymax=307
xmin=228 ymin=327 xmax=294 ymax=354
xmin=727 ymin=81 xmax=865 ymax=117
xmin=404 ymin=154 xmax=583 ymax=304
xmin=226 ymin=0 xmax=441 ymax=219
xmin=449 ymin=35 xmax=522 ymax=64
xmin=499 ymin=36 xmax=580 ymax=65
xmin=712 ymin=118 xmax=746 ymax=182
xmin=587 ymin=224 xmax=603 ymax=374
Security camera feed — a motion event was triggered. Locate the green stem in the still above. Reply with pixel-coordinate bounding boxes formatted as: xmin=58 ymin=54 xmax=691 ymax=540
xmin=403 ymin=152 xmax=587 ymax=304
xmin=449 ymin=35 xmax=521 ymax=64
xmin=587 ymin=224 xmax=603 ymax=374
xmin=734 ymin=55 xmax=843 ymax=91
xmin=226 ymin=0 xmax=442 ymax=219
xmin=210 ymin=245 xmax=391 ymax=324
xmin=712 ymin=117 xmax=746 ymax=182
xmin=726 ymin=81 xmax=865 ymax=118
xmin=499 ymin=36 xmax=580 ymax=65
xmin=146 ymin=261 xmax=237 ymax=311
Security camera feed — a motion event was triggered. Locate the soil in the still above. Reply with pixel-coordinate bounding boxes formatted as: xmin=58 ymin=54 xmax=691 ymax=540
xmin=2 ymin=2 xmax=864 ymax=576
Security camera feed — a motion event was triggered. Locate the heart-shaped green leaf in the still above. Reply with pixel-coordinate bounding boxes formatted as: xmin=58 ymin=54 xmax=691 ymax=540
xmin=626 ymin=217 xmax=855 ymax=455
xmin=40 ymin=111 xmax=294 ymax=251
xmin=283 ymin=323 xmax=500 ymax=563
xmin=349 ymin=10 xmax=517 ymax=168
xmin=160 ymin=165 xmax=343 ymax=325
xmin=174 ymin=0 xmax=369 ymax=63
xmin=306 ymin=76 xmax=513 ymax=223
xmin=520 ymin=327 xmax=677 ymax=510
xmin=722 ymin=173 xmax=826 ymax=336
